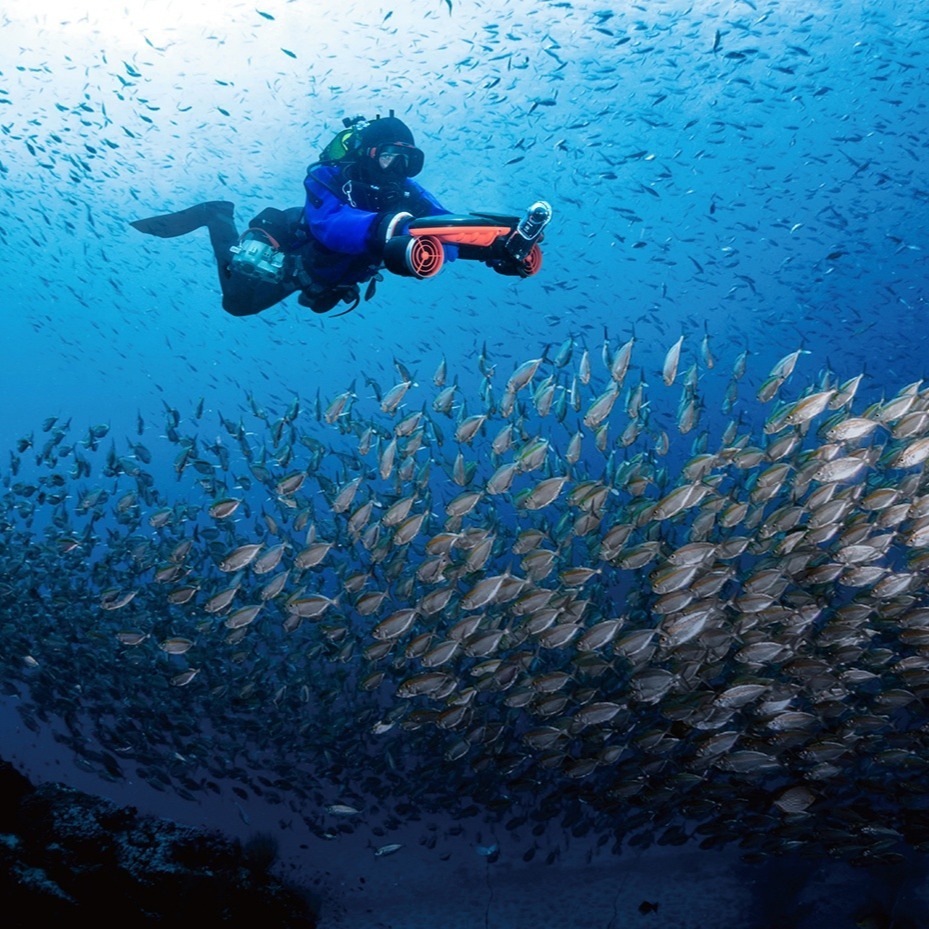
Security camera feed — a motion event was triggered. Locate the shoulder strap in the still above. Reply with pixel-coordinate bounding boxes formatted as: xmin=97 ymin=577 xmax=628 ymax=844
xmin=305 ymin=163 xmax=348 ymax=205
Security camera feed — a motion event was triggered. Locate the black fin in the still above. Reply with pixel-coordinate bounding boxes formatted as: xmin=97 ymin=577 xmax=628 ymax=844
xmin=130 ymin=201 xmax=235 ymax=238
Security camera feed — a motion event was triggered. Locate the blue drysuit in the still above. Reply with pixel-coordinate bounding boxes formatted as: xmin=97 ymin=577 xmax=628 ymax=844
xmin=298 ymin=163 xmax=452 ymax=287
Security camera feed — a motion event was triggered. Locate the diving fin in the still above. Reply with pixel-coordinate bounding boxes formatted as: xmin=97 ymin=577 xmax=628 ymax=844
xmin=130 ymin=201 xmax=235 ymax=238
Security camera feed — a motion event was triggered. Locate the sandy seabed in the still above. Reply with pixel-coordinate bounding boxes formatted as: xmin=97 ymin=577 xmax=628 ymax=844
xmin=312 ymin=835 xmax=929 ymax=929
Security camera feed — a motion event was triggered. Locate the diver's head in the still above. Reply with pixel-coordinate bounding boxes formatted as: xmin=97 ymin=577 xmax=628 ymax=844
xmin=354 ymin=116 xmax=424 ymax=181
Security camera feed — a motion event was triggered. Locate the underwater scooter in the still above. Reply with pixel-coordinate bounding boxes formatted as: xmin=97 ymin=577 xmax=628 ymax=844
xmin=381 ymin=200 xmax=553 ymax=280
xmin=228 ymin=201 xmax=552 ymax=285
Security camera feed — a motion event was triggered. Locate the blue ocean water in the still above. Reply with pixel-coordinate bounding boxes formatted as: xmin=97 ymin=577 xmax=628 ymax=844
xmin=2 ymin=1 xmax=929 ymax=925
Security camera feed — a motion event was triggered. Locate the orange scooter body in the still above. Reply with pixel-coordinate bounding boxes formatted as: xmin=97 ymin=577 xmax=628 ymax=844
xmin=409 ymin=214 xmax=516 ymax=248
xmin=381 ymin=207 xmax=549 ymax=279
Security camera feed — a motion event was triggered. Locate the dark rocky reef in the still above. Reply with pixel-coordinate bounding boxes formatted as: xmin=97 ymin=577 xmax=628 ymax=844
xmin=0 ymin=758 xmax=317 ymax=927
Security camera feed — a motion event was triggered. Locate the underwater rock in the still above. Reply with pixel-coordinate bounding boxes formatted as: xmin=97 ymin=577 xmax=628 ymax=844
xmin=0 ymin=758 xmax=317 ymax=927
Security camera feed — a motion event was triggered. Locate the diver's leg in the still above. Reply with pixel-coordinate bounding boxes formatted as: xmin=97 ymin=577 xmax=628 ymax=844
xmin=131 ymin=201 xmax=302 ymax=316
xmin=221 ymin=277 xmax=296 ymax=317
xmin=204 ymin=208 xmax=292 ymax=315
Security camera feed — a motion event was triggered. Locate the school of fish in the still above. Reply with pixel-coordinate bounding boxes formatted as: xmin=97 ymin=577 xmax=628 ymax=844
xmin=2 ymin=331 xmax=929 ymax=866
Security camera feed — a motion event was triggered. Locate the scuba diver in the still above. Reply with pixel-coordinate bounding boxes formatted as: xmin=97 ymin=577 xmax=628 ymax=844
xmin=131 ymin=112 xmax=551 ymax=317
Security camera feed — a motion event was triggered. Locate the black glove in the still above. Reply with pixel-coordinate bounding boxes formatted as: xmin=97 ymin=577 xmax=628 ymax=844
xmin=298 ymin=283 xmax=360 ymax=314
xmin=369 ymin=211 xmax=413 ymax=256
xmin=489 ymin=255 xmax=532 ymax=278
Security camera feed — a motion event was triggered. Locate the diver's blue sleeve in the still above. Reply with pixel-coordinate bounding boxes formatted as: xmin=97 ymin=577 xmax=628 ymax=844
xmin=303 ymin=169 xmax=379 ymax=256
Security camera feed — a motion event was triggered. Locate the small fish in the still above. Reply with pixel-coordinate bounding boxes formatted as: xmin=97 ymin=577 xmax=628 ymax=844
xmin=159 ymin=637 xmax=194 ymax=655
xmin=224 ymin=604 xmax=263 ymax=629
xmin=100 ymin=588 xmax=138 ymax=610
xmin=769 ymin=348 xmax=807 ymax=380
xmin=506 ymin=357 xmax=543 ymax=393
xmin=326 ymin=804 xmax=362 ymax=816
xmin=374 ymin=843 xmax=403 ymax=857
xmin=433 ymin=355 xmax=447 ymax=387
xmin=578 ymin=349 xmax=591 ymax=384
xmin=324 ymin=390 xmax=354 ymax=425
xmin=381 ymin=380 xmax=413 ymax=414
xmin=515 ymin=475 xmax=568 ymax=511
xmin=700 ymin=325 xmax=715 ymax=369
xmin=662 ymin=335 xmax=684 ymax=387
xmin=218 ymin=543 xmax=263 ymax=572
xmin=455 ymin=413 xmax=487 ymax=445
xmin=209 ymin=497 xmax=241 ymax=519
xmin=286 ymin=594 xmax=339 ymax=619
xmin=372 ymin=608 xmax=419 ymax=641
xmin=583 ymin=383 xmax=620 ymax=429
xmin=610 ymin=332 xmax=636 ymax=385
xmin=204 ymin=585 xmax=240 ymax=614
xmin=330 ymin=476 xmax=363 ymax=513
xmin=433 ymin=383 xmax=458 ymax=414
xmin=293 ymin=540 xmax=332 ymax=569
xmin=252 ymin=543 xmax=287 ymax=575
xmin=276 ymin=471 xmax=306 ymax=496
